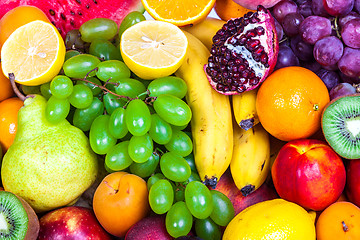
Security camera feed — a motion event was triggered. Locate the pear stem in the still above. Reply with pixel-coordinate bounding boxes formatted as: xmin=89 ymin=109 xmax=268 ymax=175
xmin=8 ymin=73 xmax=31 ymax=102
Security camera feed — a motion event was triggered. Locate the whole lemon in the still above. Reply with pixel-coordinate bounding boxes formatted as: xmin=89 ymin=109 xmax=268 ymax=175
xmin=223 ymin=198 xmax=316 ymax=240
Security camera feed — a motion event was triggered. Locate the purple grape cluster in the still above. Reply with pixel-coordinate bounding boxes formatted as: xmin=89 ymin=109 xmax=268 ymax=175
xmin=270 ymin=0 xmax=360 ymax=99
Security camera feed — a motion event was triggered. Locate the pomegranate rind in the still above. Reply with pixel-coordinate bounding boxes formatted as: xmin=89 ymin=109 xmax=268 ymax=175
xmin=205 ymin=6 xmax=279 ymax=95
xmin=0 ymin=0 xmax=144 ymax=38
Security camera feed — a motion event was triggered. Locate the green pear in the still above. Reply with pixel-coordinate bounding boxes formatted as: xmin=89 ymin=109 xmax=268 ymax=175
xmin=1 ymin=94 xmax=98 ymax=213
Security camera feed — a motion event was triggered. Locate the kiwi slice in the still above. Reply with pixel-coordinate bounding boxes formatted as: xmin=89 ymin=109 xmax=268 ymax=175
xmin=322 ymin=94 xmax=360 ymax=159
xmin=0 ymin=191 xmax=39 ymax=239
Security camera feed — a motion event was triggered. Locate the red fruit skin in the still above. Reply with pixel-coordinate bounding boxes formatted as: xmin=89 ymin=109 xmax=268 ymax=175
xmin=271 ymin=139 xmax=346 ymax=211
xmin=125 ymin=215 xmax=173 ymax=240
xmin=214 ymin=170 xmax=278 ymax=215
xmin=0 ymin=0 xmax=144 ymax=38
xmin=345 ymin=159 xmax=360 ymax=208
xmin=38 ymin=206 xmax=112 ymax=240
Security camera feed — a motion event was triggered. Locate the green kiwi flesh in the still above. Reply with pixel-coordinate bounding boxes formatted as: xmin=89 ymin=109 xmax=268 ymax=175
xmin=322 ymin=94 xmax=360 ymax=159
xmin=0 ymin=191 xmax=39 ymax=239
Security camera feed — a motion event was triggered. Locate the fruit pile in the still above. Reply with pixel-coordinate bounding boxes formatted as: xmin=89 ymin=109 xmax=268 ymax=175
xmin=0 ymin=0 xmax=360 ymax=239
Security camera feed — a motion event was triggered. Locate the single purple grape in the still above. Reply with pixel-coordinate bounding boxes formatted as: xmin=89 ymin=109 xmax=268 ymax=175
xmin=274 ymin=18 xmax=284 ymax=40
xmin=313 ymin=36 xmax=344 ymax=66
xmin=312 ymin=0 xmax=330 ymax=16
xmin=302 ymin=60 xmax=322 ymax=72
xmin=339 ymin=71 xmax=360 ymax=84
xmin=316 ymin=68 xmax=340 ymax=90
xmin=322 ymin=64 xmax=339 ymax=71
xmin=294 ymin=0 xmax=307 ymax=5
xmin=274 ymin=45 xmax=300 ymax=70
xmin=282 ymin=12 xmax=304 ymax=36
xmin=329 ymin=82 xmax=357 ymax=100
xmin=338 ymin=11 xmax=360 ymax=29
xmin=341 ymin=19 xmax=360 ymax=48
xmin=290 ymin=35 xmax=314 ymax=61
xmin=299 ymin=16 xmax=332 ymax=44
xmin=299 ymin=0 xmax=313 ymax=18
xmin=273 ymin=0 xmax=299 ymax=22
xmin=338 ymin=47 xmax=360 ymax=78
xmin=323 ymin=0 xmax=354 ymax=16
xmin=355 ymin=0 xmax=360 ymax=13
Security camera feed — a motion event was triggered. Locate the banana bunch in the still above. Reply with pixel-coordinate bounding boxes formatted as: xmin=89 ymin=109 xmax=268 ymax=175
xmin=230 ymin=123 xmax=271 ymax=196
xmin=232 ymin=88 xmax=260 ymax=130
xmin=175 ymin=31 xmax=233 ymax=187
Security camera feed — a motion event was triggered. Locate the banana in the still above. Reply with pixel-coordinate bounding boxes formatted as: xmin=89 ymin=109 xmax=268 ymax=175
xmin=230 ymin=123 xmax=271 ymax=196
xmin=175 ymin=31 xmax=233 ymax=187
xmin=181 ymin=17 xmax=225 ymax=50
xmin=232 ymin=88 xmax=259 ymax=131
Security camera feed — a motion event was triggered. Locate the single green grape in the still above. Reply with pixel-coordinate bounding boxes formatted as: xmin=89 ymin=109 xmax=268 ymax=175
xmin=165 ymin=201 xmax=193 ymax=238
xmin=79 ymin=18 xmax=118 ymax=42
xmin=148 ymin=114 xmax=173 ymax=145
xmin=174 ymin=185 xmax=185 ymax=202
xmin=63 ymin=54 xmax=100 ymax=78
xmin=103 ymin=93 xmax=126 ymax=115
xmin=45 ymin=96 xmax=70 ymax=124
xmin=76 ymin=77 xmax=102 ymax=96
xmin=210 ymin=190 xmax=235 ymax=226
xmin=89 ymin=115 xmax=117 ymax=155
xmin=185 ymin=181 xmax=214 ymax=219
xmin=40 ymin=82 xmax=52 ymax=100
xmin=184 ymin=153 xmax=197 ymax=172
xmin=194 ymin=218 xmax=222 ymax=240
xmin=114 ymin=78 xmax=146 ymax=99
xmin=119 ymin=11 xmax=146 ymax=39
xmin=64 ymin=50 xmax=81 ymax=62
xmin=129 ymin=152 xmax=160 ymax=178
xmin=96 ymin=60 xmax=131 ymax=82
xmin=89 ymin=39 xmax=122 ymax=61
xmin=183 ymin=171 xmax=201 ymax=186
xmin=165 ymin=129 xmax=193 ymax=157
xmin=153 ymin=94 xmax=192 ymax=126
xmin=105 ymin=141 xmax=133 ymax=171
xmin=125 ymin=99 xmax=151 ymax=136
xmin=160 ymin=152 xmax=191 ymax=182
xmin=72 ymin=97 xmax=104 ymax=132
xmin=50 ymin=75 xmax=74 ymax=99
xmin=147 ymin=76 xmax=187 ymax=98
xmin=128 ymin=133 xmax=153 ymax=163
xmin=149 ymin=179 xmax=174 ymax=215
xmin=147 ymin=173 xmax=165 ymax=190
xmin=68 ymin=84 xmax=93 ymax=109
xmin=108 ymin=107 xmax=128 ymax=139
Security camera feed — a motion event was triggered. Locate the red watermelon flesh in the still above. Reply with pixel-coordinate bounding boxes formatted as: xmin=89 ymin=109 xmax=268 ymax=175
xmin=0 ymin=0 xmax=144 ymax=38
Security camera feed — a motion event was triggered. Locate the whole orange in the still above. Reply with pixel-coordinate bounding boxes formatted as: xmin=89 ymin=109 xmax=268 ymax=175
xmin=93 ymin=171 xmax=150 ymax=237
xmin=256 ymin=66 xmax=330 ymax=141
xmin=0 ymin=5 xmax=50 ymax=52
xmin=0 ymin=97 xmax=23 ymax=152
xmin=0 ymin=65 xmax=13 ymax=101
xmin=316 ymin=201 xmax=360 ymax=240
xmin=214 ymin=0 xmax=252 ymax=21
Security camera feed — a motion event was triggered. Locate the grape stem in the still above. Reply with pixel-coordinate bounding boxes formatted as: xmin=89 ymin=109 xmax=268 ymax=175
xmin=8 ymin=73 xmax=33 ymax=102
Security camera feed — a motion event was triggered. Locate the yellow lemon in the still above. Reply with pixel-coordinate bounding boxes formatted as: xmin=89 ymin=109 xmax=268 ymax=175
xmin=1 ymin=20 xmax=65 ymax=86
xmin=120 ymin=20 xmax=188 ymax=80
xmin=141 ymin=0 xmax=215 ymax=26
xmin=223 ymin=198 xmax=316 ymax=240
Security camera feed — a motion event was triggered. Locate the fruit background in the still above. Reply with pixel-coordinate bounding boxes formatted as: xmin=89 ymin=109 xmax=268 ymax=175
xmin=0 ymin=0 xmax=360 ymax=239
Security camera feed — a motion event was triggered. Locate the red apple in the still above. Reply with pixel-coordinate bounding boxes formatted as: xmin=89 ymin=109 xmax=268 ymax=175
xmin=38 ymin=206 xmax=112 ymax=240
xmin=345 ymin=159 xmax=360 ymax=207
xmin=272 ymin=139 xmax=346 ymax=211
xmin=125 ymin=215 xmax=172 ymax=240
xmin=215 ymin=170 xmax=278 ymax=215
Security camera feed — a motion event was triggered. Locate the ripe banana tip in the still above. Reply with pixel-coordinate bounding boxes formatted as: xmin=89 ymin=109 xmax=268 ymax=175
xmin=239 ymin=119 xmax=255 ymax=131
xmin=240 ymin=184 xmax=255 ymax=197
xmin=203 ymin=176 xmax=218 ymax=189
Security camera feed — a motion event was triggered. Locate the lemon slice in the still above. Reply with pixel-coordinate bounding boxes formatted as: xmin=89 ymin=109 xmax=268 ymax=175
xmin=1 ymin=20 xmax=65 ymax=86
xmin=120 ymin=20 xmax=188 ymax=80
xmin=141 ymin=0 xmax=216 ymax=26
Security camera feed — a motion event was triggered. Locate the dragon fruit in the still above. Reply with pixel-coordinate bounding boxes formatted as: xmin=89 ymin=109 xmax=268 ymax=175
xmin=0 ymin=0 xmax=144 ymax=38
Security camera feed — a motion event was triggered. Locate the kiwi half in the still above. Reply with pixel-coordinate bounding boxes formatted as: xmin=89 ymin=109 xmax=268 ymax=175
xmin=321 ymin=94 xmax=360 ymax=159
xmin=0 ymin=191 xmax=39 ymax=240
